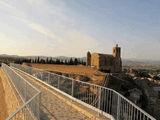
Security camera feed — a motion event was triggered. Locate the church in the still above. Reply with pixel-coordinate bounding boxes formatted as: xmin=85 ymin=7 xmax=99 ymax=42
xmin=86 ymin=44 xmax=122 ymax=73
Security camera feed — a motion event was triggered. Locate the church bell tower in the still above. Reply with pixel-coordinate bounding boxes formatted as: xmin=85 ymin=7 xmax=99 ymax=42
xmin=113 ymin=44 xmax=121 ymax=58
xmin=86 ymin=51 xmax=91 ymax=66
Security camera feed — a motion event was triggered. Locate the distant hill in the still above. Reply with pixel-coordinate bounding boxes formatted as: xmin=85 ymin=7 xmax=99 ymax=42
xmin=1 ymin=54 xmax=160 ymax=66
xmin=25 ymin=56 xmax=86 ymax=61
xmin=0 ymin=54 xmax=20 ymax=58
xmin=0 ymin=54 xmax=86 ymax=62
xmin=122 ymin=59 xmax=160 ymax=66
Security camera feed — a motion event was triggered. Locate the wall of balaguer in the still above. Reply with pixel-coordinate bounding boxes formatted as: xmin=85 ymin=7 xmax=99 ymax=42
xmin=0 ymin=74 xmax=8 ymax=119
xmin=0 ymin=68 xmax=22 ymax=119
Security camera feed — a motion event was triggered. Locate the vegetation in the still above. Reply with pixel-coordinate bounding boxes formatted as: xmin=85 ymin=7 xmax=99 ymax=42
xmin=14 ymin=57 xmax=86 ymax=65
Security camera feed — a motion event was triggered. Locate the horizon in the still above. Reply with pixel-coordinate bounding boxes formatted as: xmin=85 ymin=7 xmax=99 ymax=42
xmin=0 ymin=0 xmax=160 ymax=60
xmin=1 ymin=53 xmax=160 ymax=62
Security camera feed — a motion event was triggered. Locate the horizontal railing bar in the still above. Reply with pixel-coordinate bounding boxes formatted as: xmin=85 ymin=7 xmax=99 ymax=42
xmin=10 ymin=63 xmax=156 ymax=120
xmin=9 ymin=66 xmax=40 ymax=93
xmin=2 ymin=63 xmax=41 ymax=120
xmin=13 ymin=64 xmax=153 ymax=117
xmin=21 ymin=65 xmax=113 ymax=90
xmin=6 ymin=92 xmax=40 ymax=120
xmin=14 ymin=66 xmax=115 ymax=119
xmin=110 ymin=88 xmax=155 ymax=119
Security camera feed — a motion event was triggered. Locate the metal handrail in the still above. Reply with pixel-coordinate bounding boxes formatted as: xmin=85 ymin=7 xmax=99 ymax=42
xmin=10 ymin=63 xmax=156 ymax=120
xmin=6 ymin=92 xmax=40 ymax=120
xmin=2 ymin=63 xmax=41 ymax=120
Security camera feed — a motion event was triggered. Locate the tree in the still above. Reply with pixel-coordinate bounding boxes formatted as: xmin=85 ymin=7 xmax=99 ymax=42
xmin=77 ymin=58 xmax=81 ymax=64
xmin=37 ymin=57 xmax=40 ymax=63
xmin=34 ymin=58 xmax=37 ymax=63
xmin=28 ymin=59 xmax=31 ymax=63
xmin=46 ymin=57 xmax=49 ymax=64
xmin=32 ymin=58 xmax=36 ymax=63
xmin=49 ymin=58 xmax=52 ymax=64
xmin=74 ymin=58 xmax=78 ymax=65
xmin=64 ymin=59 xmax=68 ymax=65
xmin=56 ymin=59 xmax=60 ymax=64
xmin=81 ymin=60 xmax=86 ymax=65
xmin=40 ymin=59 xmax=45 ymax=64
xmin=69 ymin=58 xmax=73 ymax=65
xmin=15 ymin=59 xmax=22 ymax=64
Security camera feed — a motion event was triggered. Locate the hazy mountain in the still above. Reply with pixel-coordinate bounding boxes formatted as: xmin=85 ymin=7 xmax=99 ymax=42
xmin=122 ymin=59 xmax=160 ymax=66
xmin=0 ymin=54 xmax=86 ymax=62
xmin=1 ymin=54 xmax=159 ymax=66
xmin=0 ymin=54 xmax=20 ymax=58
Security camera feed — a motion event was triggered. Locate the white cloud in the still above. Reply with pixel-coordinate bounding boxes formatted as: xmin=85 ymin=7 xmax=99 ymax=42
xmin=0 ymin=0 xmax=109 ymax=57
xmin=0 ymin=1 xmax=14 ymax=9
xmin=28 ymin=23 xmax=63 ymax=43
xmin=47 ymin=29 xmax=101 ymax=57
xmin=10 ymin=15 xmax=100 ymax=57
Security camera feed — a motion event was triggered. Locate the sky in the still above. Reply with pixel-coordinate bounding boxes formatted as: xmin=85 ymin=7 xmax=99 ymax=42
xmin=0 ymin=0 xmax=160 ymax=60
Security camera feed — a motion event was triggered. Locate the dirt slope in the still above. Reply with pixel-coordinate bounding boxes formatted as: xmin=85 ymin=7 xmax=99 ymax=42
xmin=23 ymin=63 xmax=109 ymax=86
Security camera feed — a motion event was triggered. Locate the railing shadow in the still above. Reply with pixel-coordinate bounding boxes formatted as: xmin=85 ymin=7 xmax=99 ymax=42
xmin=40 ymin=104 xmax=58 ymax=120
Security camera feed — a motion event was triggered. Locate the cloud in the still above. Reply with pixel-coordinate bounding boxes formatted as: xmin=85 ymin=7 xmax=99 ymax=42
xmin=47 ymin=29 xmax=101 ymax=57
xmin=28 ymin=23 xmax=63 ymax=42
xmin=0 ymin=32 xmax=21 ymax=54
xmin=0 ymin=0 xmax=107 ymax=57
xmin=14 ymin=15 xmax=100 ymax=57
xmin=0 ymin=1 xmax=14 ymax=9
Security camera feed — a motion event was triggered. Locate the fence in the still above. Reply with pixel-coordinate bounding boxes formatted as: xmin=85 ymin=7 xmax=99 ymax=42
xmin=10 ymin=63 xmax=156 ymax=120
xmin=2 ymin=63 xmax=41 ymax=120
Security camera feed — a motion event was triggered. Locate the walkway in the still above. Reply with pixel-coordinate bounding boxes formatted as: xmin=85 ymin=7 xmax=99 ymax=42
xmin=14 ymin=69 xmax=109 ymax=120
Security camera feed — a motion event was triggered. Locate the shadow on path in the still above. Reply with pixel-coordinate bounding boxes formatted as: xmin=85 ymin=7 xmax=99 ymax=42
xmin=40 ymin=104 xmax=58 ymax=120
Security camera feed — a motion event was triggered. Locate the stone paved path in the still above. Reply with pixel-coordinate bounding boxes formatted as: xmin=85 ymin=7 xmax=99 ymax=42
xmin=16 ymin=70 xmax=91 ymax=120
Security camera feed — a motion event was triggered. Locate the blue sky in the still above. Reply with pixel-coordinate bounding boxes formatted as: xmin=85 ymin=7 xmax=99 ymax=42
xmin=0 ymin=0 xmax=160 ymax=60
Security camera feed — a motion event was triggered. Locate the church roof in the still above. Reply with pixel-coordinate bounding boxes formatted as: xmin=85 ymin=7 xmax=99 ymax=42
xmin=92 ymin=53 xmax=113 ymax=57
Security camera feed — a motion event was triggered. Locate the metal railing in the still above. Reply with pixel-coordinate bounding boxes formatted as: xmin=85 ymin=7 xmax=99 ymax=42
xmin=2 ymin=63 xmax=41 ymax=120
xmin=10 ymin=63 xmax=156 ymax=120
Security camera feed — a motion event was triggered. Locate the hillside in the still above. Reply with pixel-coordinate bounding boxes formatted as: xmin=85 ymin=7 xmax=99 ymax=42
xmin=23 ymin=63 xmax=109 ymax=86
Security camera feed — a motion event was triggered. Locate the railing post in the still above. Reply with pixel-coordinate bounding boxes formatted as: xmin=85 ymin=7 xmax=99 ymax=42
xmin=48 ymin=73 xmax=50 ymax=84
xmin=98 ymin=87 xmax=102 ymax=116
xmin=10 ymin=63 xmax=157 ymax=120
xmin=58 ymin=76 xmax=60 ymax=89
xmin=117 ymin=95 xmax=120 ymax=120
xmin=71 ymin=80 xmax=74 ymax=97
xmin=38 ymin=92 xmax=41 ymax=120
xmin=25 ymin=81 xmax=27 ymax=119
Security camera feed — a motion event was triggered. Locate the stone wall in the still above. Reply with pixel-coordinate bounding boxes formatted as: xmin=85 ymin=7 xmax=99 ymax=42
xmin=90 ymin=53 xmax=122 ymax=73
xmin=91 ymin=53 xmax=99 ymax=69
xmin=0 ymin=68 xmax=22 ymax=119
xmin=0 ymin=74 xmax=8 ymax=119
xmin=88 ymin=45 xmax=122 ymax=73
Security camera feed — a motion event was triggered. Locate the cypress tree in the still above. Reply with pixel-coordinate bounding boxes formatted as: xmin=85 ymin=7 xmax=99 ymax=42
xmin=46 ymin=57 xmax=49 ymax=64
xmin=69 ymin=58 xmax=73 ymax=65
xmin=74 ymin=58 xmax=78 ymax=65
xmin=37 ymin=57 xmax=40 ymax=63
